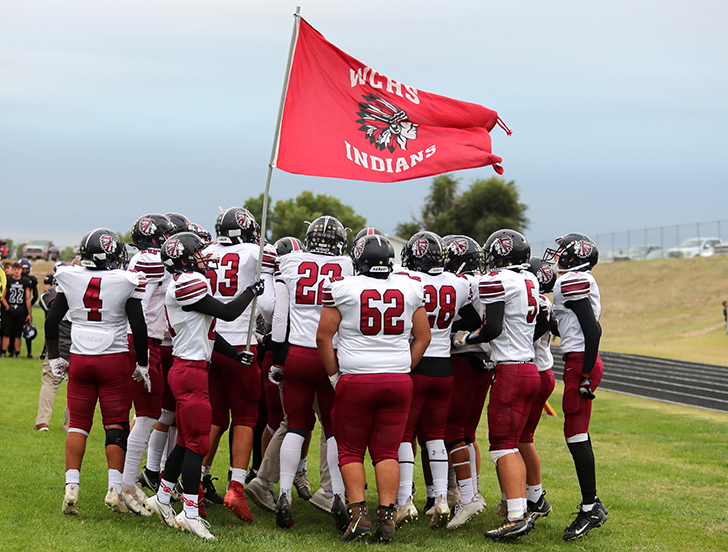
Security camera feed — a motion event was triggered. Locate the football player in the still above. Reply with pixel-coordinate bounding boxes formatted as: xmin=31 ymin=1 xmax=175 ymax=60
xmin=144 ymin=232 xmax=264 ymax=540
xmin=19 ymin=258 xmax=39 ymax=358
xmin=317 ymin=234 xmax=430 ymax=542
xmin=1 ymin=261 xmax=32 ymax=358
xmin=200 ymin=207 xmax=275 ymax=522
xmin=396 ymin=231 xmax=481 ymax=529
xmin=453 ymin=229 xmax=545 ymax=540
xmin=120 ymin=214 xmax=176 ymax=515
xmin=271 ymin=215 xmax=353 ymax=530
xmin=44 ymin=229 xmax=148 ymax=515
xmin=544 ymin=233 xmax=608 ymax=540
xmin=441 ymin=235 xmax=492 ymax=529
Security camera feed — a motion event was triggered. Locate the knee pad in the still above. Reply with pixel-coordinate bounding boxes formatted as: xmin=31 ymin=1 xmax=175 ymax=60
xmin=158 ymin=409 xmax=175 ymax=426
xmin=489 ymin=447 xmax=519 ymax=466
xmin=105 ymin=422 xmax=130 ymax=451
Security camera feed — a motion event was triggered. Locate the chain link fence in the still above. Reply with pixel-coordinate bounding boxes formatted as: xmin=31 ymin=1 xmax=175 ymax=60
xmin=531 ymin=219 xmax=728 ymax=262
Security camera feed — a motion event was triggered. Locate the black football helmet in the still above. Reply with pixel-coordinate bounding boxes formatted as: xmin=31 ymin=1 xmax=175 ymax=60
xmin=527 ymin=257 xmax=557 ymax=294
xmin=401 ymin=231 xmax=447 ymax=275
xmin=189 ymin=222 xmax=212 ymax=245
xmin=444 ymin=235 xmax=484 ymax=275
xmin=215 ymin=207 xmax=258 ymax=245
xmin=354 ymin=226 xmax=385 ymax=243
xmin=274 ymin=236 xmax=305 ymax=257
xmin=544 ymin=232 xmax=599 ymax=272
xmin=351 ymin=234 xmax=394 ymax=278
xmin=130 ymin=213 xmax=174 ymax=250
xmin=161 ymin=232 xmax=208 ymax=274
xmin=164 ymin=212 xmax=191 ymax=235
xmin=305 ymin=215 xmax=347 ymax=256
xmin=483 ymin=229 xmax=530 ymax=271
xmin=79 ymin=228 xmax=128 ymax=270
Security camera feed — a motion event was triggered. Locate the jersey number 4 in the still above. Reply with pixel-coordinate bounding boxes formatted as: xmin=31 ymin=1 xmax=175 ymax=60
xmin=295 ymin=262 xmax=342 ymax=305
xmin=360 ymin=289 xmax=405 ymax=335
xmin=83 ymin=277 xmax=103 ymax=321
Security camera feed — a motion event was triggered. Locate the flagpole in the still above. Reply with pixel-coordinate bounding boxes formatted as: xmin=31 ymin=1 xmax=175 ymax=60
xmin=244 ymin=6 xmax=301 ymax=357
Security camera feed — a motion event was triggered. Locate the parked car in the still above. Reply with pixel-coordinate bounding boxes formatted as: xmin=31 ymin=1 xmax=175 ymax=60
xmin=666 ymin=237 xmax=722 ymax=258
xmin=21 ymin=239 xmax=60 ymax=261
xmin=613 ymin=245 xmax=664 ymax=261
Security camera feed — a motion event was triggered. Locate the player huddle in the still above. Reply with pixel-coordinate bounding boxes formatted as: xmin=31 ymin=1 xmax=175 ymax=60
xmin=45 ymin=208 xmax=607 ymax=543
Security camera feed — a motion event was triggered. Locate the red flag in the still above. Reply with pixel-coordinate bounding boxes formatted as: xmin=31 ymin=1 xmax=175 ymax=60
xmin=274 ymin=18 xmax=508 ymax=183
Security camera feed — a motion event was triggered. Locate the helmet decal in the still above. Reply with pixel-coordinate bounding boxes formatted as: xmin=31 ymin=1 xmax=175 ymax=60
xmin=412 ymin=238 xmax=430 ymax=258
xmin=99 ymin=234 xmax=117 ymax=255
xmin=234 ymin=210 xmax=252 ymax=229
xmin=573 ymin=240 xmax=594 ymax=258
xmin=537 ymin=264 xmax=555 ymax=285
xmin=164 ymin=238 xmax=185 ymax=259
xmin=448 ymin=238 xmax=469 ymax=256
xmin=139 ymin=217 xmax=157 ymax=236
xmin=356 ymin=93 xmax=418 ymax=153
xmin=352 ymin=239 xmax=366 ymax=259
xmin=491 ymin=235 xmax=513 ymax=257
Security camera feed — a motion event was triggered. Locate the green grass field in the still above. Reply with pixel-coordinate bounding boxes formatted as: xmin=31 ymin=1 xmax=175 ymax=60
xmin=3 ymin=257 xmax=728 ymax=550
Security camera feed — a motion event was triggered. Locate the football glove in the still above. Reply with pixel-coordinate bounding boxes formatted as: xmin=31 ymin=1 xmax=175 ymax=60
xmin=237 ymin=349 xmax=254 ymax=366
xmin=132 ymin=364 xmax=152 ymax=393
xmin=328 ymin=372 xmax=340 ymax=390
xmin=247 ymin=280 xmax=265 ymax=297
xmin=578 ymin=376 xmax=596 ymax=400
xmin=452 ymin=330 xmax=471 ymax=349
xmin=49 ymin=357 xmax=69 ymax=380
xmin=268 ymin=365 xmax=284 ymax=385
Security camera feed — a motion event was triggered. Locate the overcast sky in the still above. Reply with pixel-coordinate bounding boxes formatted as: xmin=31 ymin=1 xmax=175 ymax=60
xmin=2 ymin=0 xmax=727 ymax=249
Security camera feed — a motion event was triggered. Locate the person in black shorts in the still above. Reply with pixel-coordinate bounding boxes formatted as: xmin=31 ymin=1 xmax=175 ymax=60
xmin=1 ymin=262 xmax=32 ymax=358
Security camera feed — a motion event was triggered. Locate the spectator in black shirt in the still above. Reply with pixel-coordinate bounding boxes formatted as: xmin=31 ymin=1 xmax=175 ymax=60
xmin=1 ymin=262 xmax=32 ymax=358
xmin=20 ymin=259 xmax=39 ymax=358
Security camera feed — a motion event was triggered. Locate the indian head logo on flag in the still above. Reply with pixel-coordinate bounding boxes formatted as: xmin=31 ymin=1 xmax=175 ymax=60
xmin=274 ymin=17 xmax=509 ymax=183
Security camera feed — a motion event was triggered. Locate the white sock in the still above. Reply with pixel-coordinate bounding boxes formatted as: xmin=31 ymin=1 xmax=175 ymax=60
xmin=448 ymin=467 xmax=457 ymax=490
xmin=326 ymin=436 xmax=346 ymax=497
xmin=65 ymin=469 xmax=80 ymax=486
xmin=161 ymin=427 xmax=177 ymax=470
xmin=582 ymin=502 xmax=595 ymax=512
xmin=467 ymin=442 xmax=478 ymax=487
xmin=426 ymin=485 xmax=435 ymax=499
xmin=122 ymin=416 xmax=157 ymax=487
xmin=108 ymin=469 xmax=122 ymax=493
xmin=522 ymin=497 xmax=527 ymax=512
xmin=201 ymin=465 xmax=211 ymax=478
xmin=157 ymin=478 xmax=175 ymax=505
xmin=279 ymin=432 xmax=305 ymax=498
xmin=457 ymin=477 xmax=474 ymax=504
xmin=146 ymin=429 xmax=168 ymax=473
xmin=297 ymin=457 xmax=308 ymax=472
xmin=526 ymin=483 xmax=542 ymax=503
xmin=231 ymin=468 xmax=247 ymax=485
xmin=506 ymin=497 xmax=524 ymax=520
xmin=397 ymin=442 xmax=415 ymax=505
xmin=182 ymin=492 xmax=198 ymax=518
xmin=425 ymin=440 xmax=448 ymax=499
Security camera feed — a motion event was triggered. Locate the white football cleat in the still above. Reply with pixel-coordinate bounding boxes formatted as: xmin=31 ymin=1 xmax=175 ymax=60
xmin=446 ymin=499 xmax=484 ymax=529
xmin=474 ymin=492 xmax=487 ymax=510
xmin=122 ymin=482 xmax=151 ymax=516
xmin=105 ymin=486 xmax=129 ymax=514
xmin=62 ymin=484 xmax=79 ymax=515
xmin=395 ymin=496 xmax=418 ymax=528
xmin=145 ymin=495 xmax=177 ymax=527
xmin=430 ymin=494 xmax=450 ymax=529
xmin=175 ymin=511 xmax=216 ymax=540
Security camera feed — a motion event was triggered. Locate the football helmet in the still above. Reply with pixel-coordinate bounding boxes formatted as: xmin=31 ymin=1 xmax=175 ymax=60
xmin=79 ymin=228 xmax=128 ymax=270
xmin=483 ymin=229 xmax=530 ymax=271
xmin=22 ymin=323 xmax=38 ymax=341
xmin=351 ymin=234 xmax=394 ymax=278
xmin=401 ymin=231 xmax=447 ymax=275
xmin=443 ymin=235 xmax=484 ymax=275
xmin=354 ymin=226 xmax=385 ymax=243
xmin=274 ymin=236 xmax=305 ymax=257
xmin=161 ymin=232 xmax=208 ymax=274
xmin=527 ymin=257 xmax=557 ymax=294
xmin=215 ymin=207 xmax=258 ymax=245
xmin=19 ymin=258 xmax=31 ymax=272
xmin=544 ymin=233 xmax=599 ymax=272
xmin=164 ymin=212 xmax=191 ymax=235
xmin=305 ymin=216 xmax=347 ymax=256
xmin=189 ymin=222 xmax=212 ymax=245
xmin=130 ymin=213 xmax=175 ymax=250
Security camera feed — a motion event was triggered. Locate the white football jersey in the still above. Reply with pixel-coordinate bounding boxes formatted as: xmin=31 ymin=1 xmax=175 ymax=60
xmin=553 ymin=270 xmax=601 ymax=354
xmin=451 ymin=273 xmax=492 ymax=357
xmin=322 ymin=273 xmax=425 ymax=374
xmin=203 ymin=242 xmax=276 ymax=346
xmin=478 ymin=268 xmax=538 ymax=363
xmin=274 ymin=252 xmax=354 ymax=348
xmin=128 ymin=249 xmax=169 ymax=340
xmin=165 ymin=272 xmax=215 ymax=362
xmin=534 ymin=294 xmax=554 ymax=372
xmin=397 ymin=269 xmax=472 ymax=358
xmin=55 ymin=266 xmax=145 ymax=356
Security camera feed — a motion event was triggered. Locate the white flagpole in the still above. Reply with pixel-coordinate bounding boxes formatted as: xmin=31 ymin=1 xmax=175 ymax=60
xmin=244 ymin=6 xmax=301 ymax=357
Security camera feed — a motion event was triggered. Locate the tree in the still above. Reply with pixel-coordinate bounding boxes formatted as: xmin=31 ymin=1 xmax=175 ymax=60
xmin=270 ymin=191 xmax=366 ymax=246
xmin=396 ymin=174 xmax=529 ymax=245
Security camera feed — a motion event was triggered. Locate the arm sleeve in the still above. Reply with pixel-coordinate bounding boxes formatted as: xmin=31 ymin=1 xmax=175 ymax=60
xmin=271 ymin=279 xmax=290 ymax=344
xmin=452 ymin=302 xmax=482 ymax=333
xmin=44 ymin=292 xmax=69 ymax=358
xmin=126 ymin=298 xmax=148 ymax=366
xmin=182 ymin=287 xmax=256 ymax=321
xmin=533 ymin=308 xmax=550 ymax=342
xmin=467 ymin=301 xmax=505 ymax=344
xmin=566 ymin=298 xmax=602 ymax=376
xmin=214 ymin=332 xmax=240 ymax=360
